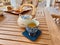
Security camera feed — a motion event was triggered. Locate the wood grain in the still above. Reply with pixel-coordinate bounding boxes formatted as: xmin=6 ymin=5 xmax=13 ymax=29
xmin=44 ymin=8 xmax=60 ymax=45
xmin=0 ymin=7 xmax=59 ymax=45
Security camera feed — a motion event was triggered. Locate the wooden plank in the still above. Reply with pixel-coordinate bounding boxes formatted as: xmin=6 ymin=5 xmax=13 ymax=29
xmin=1 ymin=21 xmax=47 ymax=27
xmin=0 ymin=25 xmax=19 ymax=28
xmin=44 ymin=8 xmax=60 ymax=45
xmin=35 ymin=8 xmax=53 ymax=45
xmin=0 ymin=28 xmax=49 ymax=35
xmin=0 ymin=34 xmax=50 ymax=45
xmin=0 ymin=23 xmax=48 ymax=30
xmin=0 ymin=30 xmax=50 ymax=40
xmin=0 ymin=39 xmax=42 ymax=45
xmin=0 ymin=27 xmax=49 ymax=35
xmin=0 ymin=27 xmax=23 ymax=32
xmin=0 ymin=24 xmax=48 ymax=28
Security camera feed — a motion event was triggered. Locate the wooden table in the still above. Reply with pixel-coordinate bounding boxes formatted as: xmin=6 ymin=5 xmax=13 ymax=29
xmin=0 ymin=7 xmax=60 ymax=45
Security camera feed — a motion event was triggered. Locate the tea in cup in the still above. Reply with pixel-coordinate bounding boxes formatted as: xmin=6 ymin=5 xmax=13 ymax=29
xmin=26 ymin=20 xmax=39 ymax=37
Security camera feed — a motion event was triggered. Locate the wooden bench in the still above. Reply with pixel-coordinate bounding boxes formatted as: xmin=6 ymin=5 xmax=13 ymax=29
xmin=0 ymin=7 xmax=59 ymax=45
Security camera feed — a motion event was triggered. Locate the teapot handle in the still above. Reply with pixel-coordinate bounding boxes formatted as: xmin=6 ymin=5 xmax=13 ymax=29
xmin=19 ymin=4 xmax=36 ymax=18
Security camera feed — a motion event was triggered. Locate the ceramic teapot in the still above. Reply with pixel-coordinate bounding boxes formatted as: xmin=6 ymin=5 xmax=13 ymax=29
xmin=17 ymin=4 xmax=39 ymax=28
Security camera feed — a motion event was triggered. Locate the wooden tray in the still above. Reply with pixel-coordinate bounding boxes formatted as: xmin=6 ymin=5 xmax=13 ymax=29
xmin=5 ymin=9 xmax=31 ymax=15
xmin=5 ymin=11 xmax=20 ymax=15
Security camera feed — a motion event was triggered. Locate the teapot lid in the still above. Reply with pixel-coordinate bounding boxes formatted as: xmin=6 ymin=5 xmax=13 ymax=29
xmin=21 ymin=15 xmax=32 ymax=19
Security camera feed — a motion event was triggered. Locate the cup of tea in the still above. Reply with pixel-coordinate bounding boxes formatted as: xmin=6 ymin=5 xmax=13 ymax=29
xmin=26 ymin=20 xmax=39 ymax=37
xmin=26 ymin=26 xmax=38 ymax=36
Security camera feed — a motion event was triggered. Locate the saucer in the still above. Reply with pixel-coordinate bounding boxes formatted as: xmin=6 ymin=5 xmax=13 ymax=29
xmin=22 ymin=30 xmax=42 ymax=41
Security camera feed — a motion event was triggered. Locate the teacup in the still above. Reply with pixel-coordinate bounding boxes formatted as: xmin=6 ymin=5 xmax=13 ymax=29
xmin=26 ymin=20 xmax=39 ymax=36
